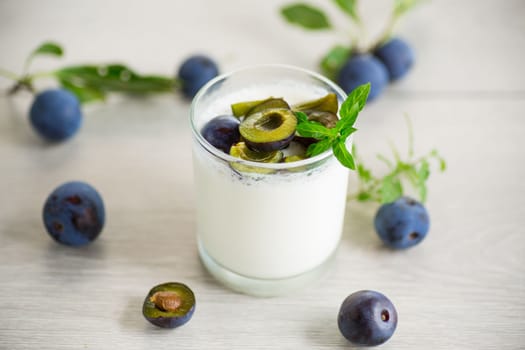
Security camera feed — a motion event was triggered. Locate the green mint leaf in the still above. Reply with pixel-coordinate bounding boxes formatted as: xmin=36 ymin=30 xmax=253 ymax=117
xmin=380 ymin=175 xmax=403 ymax=203
xmin=337 ymin=83 xmax=370 ymax=131
xmin=295 ymin=111 xmax=309 ymax=123
xmin=31 ymin=42 xmax=64 ymax=58
xmin=320 ymin=45 xmax=351 ymax=80
xmin=296 ymin=120 xmax=335 ymax=139
xmin=332 ymin=0 xmax=360 ymax=22
xmin=306 ymin=137 xmax=333 ymax=157
xmin=340 ymin=126 xmax=357 ymax=139
xmin=54 ymin=64 xmax=174 ymax=95
xmin=393 ymin=0 xmax=424 ymax=18
xmin=332 ymin=139 xmax=355 ymax=169
xmin=281 ymin=3 xmax=331 ymax=30
xmin=296 ymin=84 xmax=368 ymax=170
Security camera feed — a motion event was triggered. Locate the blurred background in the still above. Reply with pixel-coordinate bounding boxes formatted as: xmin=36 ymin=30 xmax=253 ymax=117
xmin=1 ymin=0 xmax=523 ymax=93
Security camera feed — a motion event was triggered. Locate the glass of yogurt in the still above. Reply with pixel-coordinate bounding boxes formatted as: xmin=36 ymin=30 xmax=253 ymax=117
xmin=190 ymin=65 xmax=349 ymax=296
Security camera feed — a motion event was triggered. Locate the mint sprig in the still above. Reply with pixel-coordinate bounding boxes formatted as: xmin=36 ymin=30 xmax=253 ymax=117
xmin=0 ymin=41 xmax=178 ymax=103
xmin=350 ymin=116 xmax=446 ymax=204
xmin=295 ymin=82 xmax=370 ymax=169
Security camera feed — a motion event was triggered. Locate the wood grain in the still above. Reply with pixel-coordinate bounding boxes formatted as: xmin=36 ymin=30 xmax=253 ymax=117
xmin=0 ymin=0 xmax=524 ymax=349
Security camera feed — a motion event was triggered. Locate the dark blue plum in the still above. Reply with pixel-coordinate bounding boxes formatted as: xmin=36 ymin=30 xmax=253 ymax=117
xmin=338 ymin=290 xmax=398 ymax=346
xmin=374 ymin=38 xmax=415 ymax=81
xmin=201 ymin=115 xmax=240 ymax=153
xmin=29 ymin=89 xmax=82 ymax=141
xmin=337 ymin=54 xmax=388 ymax=101
xmin=43 ymin=181 xmax=105 ymax=247
xmin=374 ymin=196 xmax=429 ymax=249
xmin=177 ymin=55 xmax=219 ymax=99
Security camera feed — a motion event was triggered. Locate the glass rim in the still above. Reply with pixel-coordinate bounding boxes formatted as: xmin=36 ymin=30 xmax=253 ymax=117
xmin=189 ymin=64 xmax=347 ymax=170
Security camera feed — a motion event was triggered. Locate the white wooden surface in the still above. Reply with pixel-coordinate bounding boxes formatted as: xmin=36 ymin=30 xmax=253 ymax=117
xmin=1 ymin=0 xmax=524 ymax=349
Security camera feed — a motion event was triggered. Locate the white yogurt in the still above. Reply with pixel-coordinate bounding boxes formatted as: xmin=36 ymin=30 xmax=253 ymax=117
xmin=191 ymin=70 xmax=349 ymax=281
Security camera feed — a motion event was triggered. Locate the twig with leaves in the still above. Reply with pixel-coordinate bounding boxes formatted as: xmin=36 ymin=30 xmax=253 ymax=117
xmin=281 ymin=0 xmax=424 ymax=79
xmin=0 ymin=42 xmax=178 ymax=104
xmin=350 ymin=116 xmax=446 ymax=204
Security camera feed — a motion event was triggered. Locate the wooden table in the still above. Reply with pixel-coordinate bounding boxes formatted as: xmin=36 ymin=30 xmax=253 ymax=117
xmin=1 ymin=0 xmax=524 ymax=349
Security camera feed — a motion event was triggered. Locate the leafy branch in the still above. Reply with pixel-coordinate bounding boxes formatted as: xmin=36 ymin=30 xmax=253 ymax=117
xmin=0 ymin=41 xmax=179 ymax=103
xmin=375 ymin=0 xmax=426 ymax=47
xmin=349 ymin=116 xmax=446 ymax=204
xmin=280 ymin=0 xmax=424 ymax=79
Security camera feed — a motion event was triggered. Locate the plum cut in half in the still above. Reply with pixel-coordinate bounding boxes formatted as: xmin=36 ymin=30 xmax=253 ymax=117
xmin=239 ymin=108 xmax=297 ymax=152
xmin=142 ymin=282 xmax=196 ymax=329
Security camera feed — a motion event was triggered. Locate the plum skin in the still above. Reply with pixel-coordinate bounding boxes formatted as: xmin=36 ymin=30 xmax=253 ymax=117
xmin=43 ymin=181 xmax=105 ymax=247
xmin=338 ymin=290 xmax=398 ymax=346
xmin=201 ymin=115 xmax=240 ymax=153
xmin=374 ymin=37 xmax=415 ymax=81
xmin=177 ymin=55 xmax=219 ymax=99
xmin=337 ymin=55 xmax=389 ymax=101
xmin=144 ymin=309 xmax=195 ymax=329
xmin=374 ymin=196 xmax=430 ymax=249
xmin=29 ymin=89 xmax=82 ymax=141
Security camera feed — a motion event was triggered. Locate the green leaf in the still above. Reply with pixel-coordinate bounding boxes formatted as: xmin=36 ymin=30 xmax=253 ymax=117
xmin=418 ymin=183 xmax=427 ymax=203
xmin=380 ymin=175 xmax=403 ymax=203
xmin=54 ymin=64 xmax=174 ymax=95
xmin=336 ymin=83 xmax=370 ymax=132
xmin=403 ymin=165 xmax=419 ymax=188
xmin=23 ymin=41 xmax=64 ymax=74
xmin=332 ymin=0 xmax=360 ymax=22
xmin=418 ymin=159 xmax=430 ymax=182
xmin=296 ymin=120 xmax=334 ymax=139
xmin=339 ymin=83 xmax=370 ymax=118
xmin=439 ymin=158 xmax=447 ymax=171
xmin=340 ymin=126 xmax=357 ymax=139
xmin=59 ymin=78 xmax=106 ymax=104
xmin=430 ymin=149 xmax=447 ymax=171
xmin=357 ymin=192 xmax=371 ymax=201
xmin=320 ymin=45 xmax=351 ymax=80
xmin=357 ymin=163 xmax=372 ymax=182
xmin=295 ymin=111 xmax=309 ymax=123
xmin=393 ymin=0 xmax=424 ymax=18
xmin=348 ymin=114 xmax=445 ymax=204
xmin=332 ymin=139 xmax=355 ymax=169
xmin=281 ymin=3 xmax=331 ymax=30
xmin=31 ymin=42 xmax=63 ymax=58
xmin=306 ymin=137 xmax=333 ymax=157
